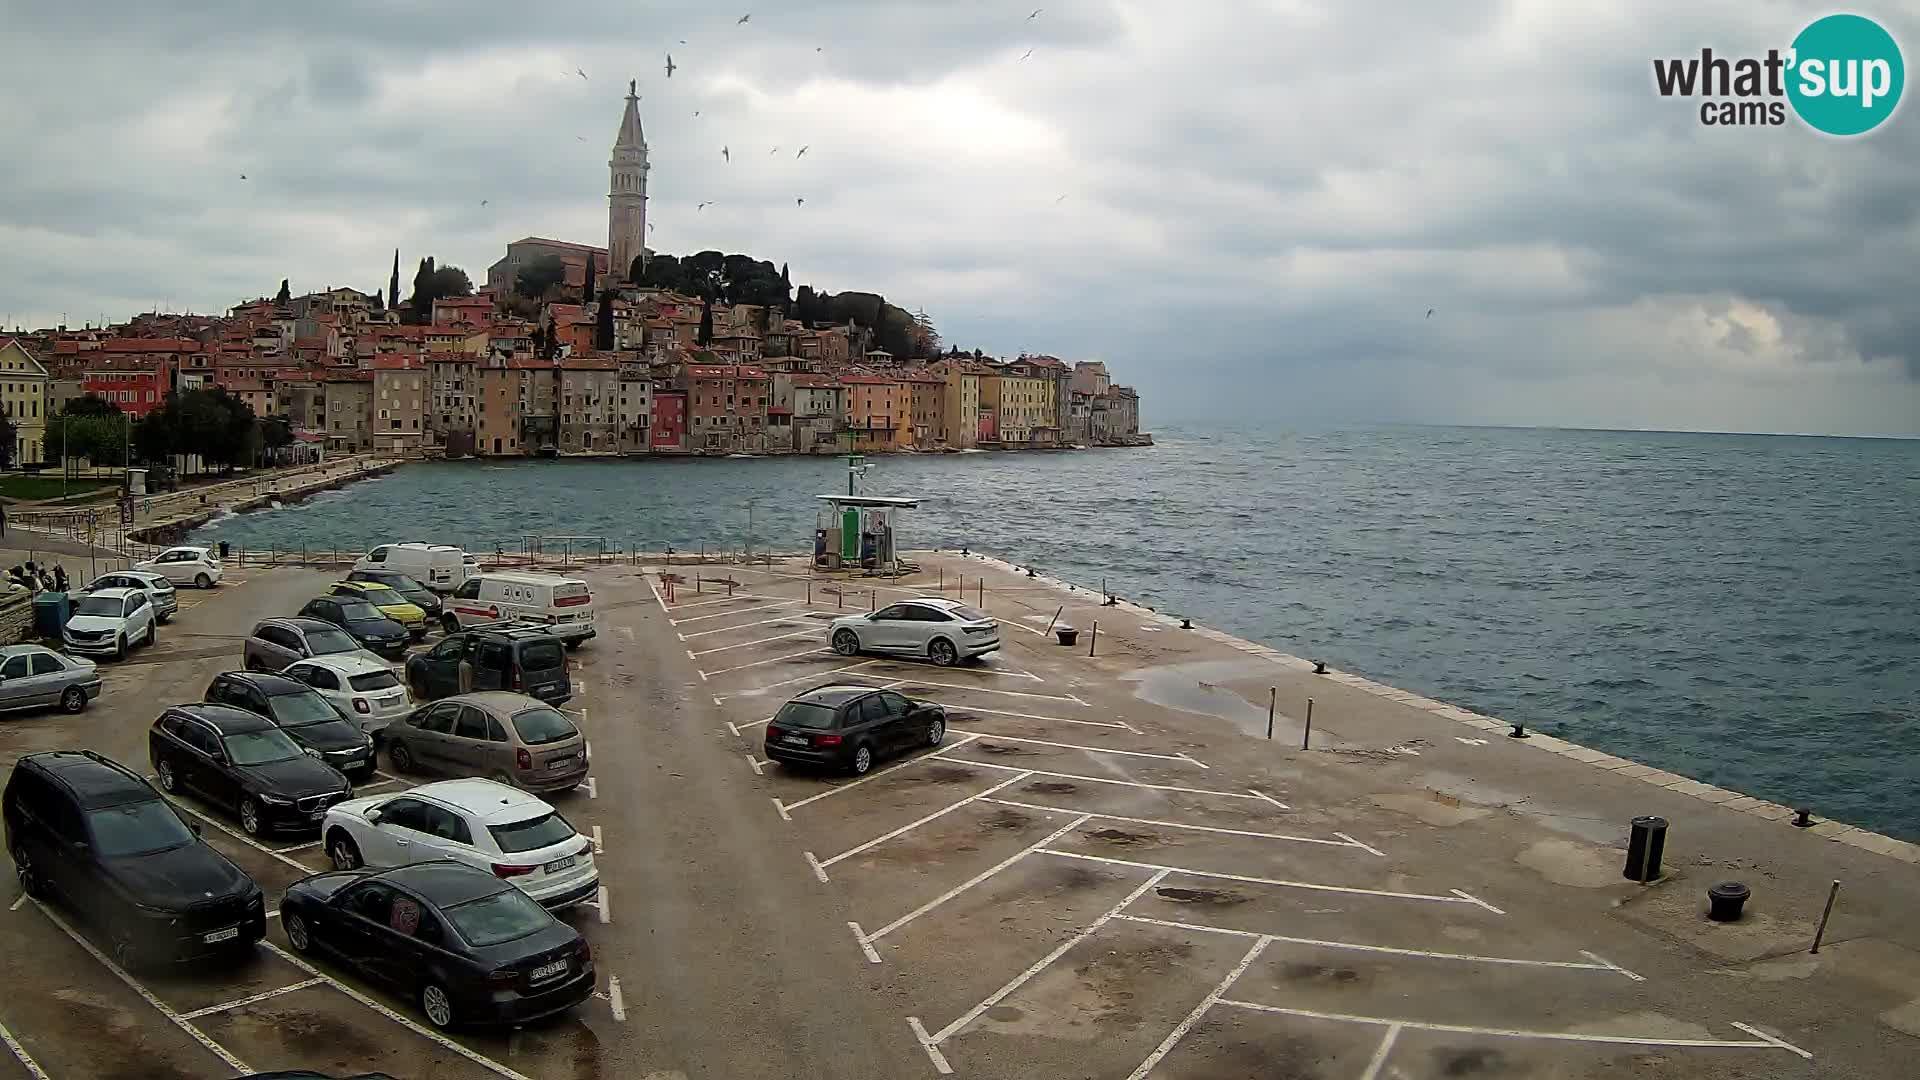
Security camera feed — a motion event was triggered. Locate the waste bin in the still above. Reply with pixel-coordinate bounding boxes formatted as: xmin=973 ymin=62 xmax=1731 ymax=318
xmin=1708 ymin=881 xmax=1751 ymax=922
xmin=1624 ymin=815 xmax=1667 ymax=881
xmin=33 ymin=593 xmax=70 ymax=639
xmin=218 ymin=540 xmax=231 ymax=560
xmin=1055 ymin=626 xmax=1079 ymax=647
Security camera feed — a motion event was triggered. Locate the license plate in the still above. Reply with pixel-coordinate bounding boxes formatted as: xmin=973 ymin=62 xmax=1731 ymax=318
xmin=530 ymin=959 xmax=567 ymax=981
xmin=543 ymin=855 xmax=576 ymax=873
xmin=203 ymin=926 xmax=240 ymax=944
xmin=782 ymin=734 xmax=808 ymax=746
xmin=548 ymin=755 xmax=576 ymax=770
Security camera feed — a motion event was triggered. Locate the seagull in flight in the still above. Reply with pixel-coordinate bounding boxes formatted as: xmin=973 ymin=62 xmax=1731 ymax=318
xmin=665 ymin=54 xmax=677 ymax=78
xmin=1425 ymin=308 xmax=1434 ymax=318
xmin=480 ymin=199 xmax=488 ymax=206
xmin=1055 ymin=194 xmax=1067 ymax=203
xmin=721 ymin=145 xmax=730 ymax=162
xmin=575 ymin=67 xmax=588 ymax=81
xmin=737 ymin=13 xmax=751 ymax=24
xmin=770 ymin=145 xmax=781 ymax=155
xmin=1028 ymin=8 xmax=1043 ymax=19
xmin=698 ymin=201 xmax=713 ymax=211
xmin=1020 ymin=48 xmax=1034 ymax=61
xmin=238 ymin=174 xmax=248 ymax=180
xmin=796 ymin=197 xmax=805 ymax=207
xmin=796 ymin=145 xmax=809 ymax=159
xmin=576 ymin=135 xmax=586 ymax=141
xmin=692 ymin=110 xmax=701 ymax=117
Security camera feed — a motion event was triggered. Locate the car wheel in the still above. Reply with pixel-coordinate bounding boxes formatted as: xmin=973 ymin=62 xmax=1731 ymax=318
xmin=239 ymin=798 xmax=263 ymax=836
xmin=327 ymin=832 xmax=362 ymax=871
xmin=195 ymin=573 xmax=213 ymax=589
xmin=832 ymin=629 xmax=861 ymax=656
xmin=112 ymin=634 xmax=127 ymax=662
xmin=387 ymin=741 xmax=415 ymax=773
xmin=157 ymin=612 xmax=172 ymax=625
xmin=145 ymin=622 xmax=157 ymax=646
xmin=929 ymin=638 xmax=958 ymax=667
xmin=441 ymin=615 xmax=460 ymax=635
xmin=420 ymin=982 xmax=456 ymax=1030
xmin=60 ymin=686 xmax=87 ymax=714
xmin=565 ymin=639 xmax=582 ymax=651
xmin=849 ymin=743 xmax=873 ymax=776
xmin=156 ymin=759 xmax=179 ymax=793
xmin=926 ymin=715 xmax=946 ymax=747
xmin=110 ymin=927 xmax=142 ymax=971
xmin=14 ymin=848 xmax=42 ymax=899
xmin=285 ymin=912 xmax=314 ymax=954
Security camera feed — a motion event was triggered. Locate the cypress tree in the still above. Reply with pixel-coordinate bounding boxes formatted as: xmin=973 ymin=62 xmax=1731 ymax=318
xmin=388 ymin=249 xmax=400 ymax=311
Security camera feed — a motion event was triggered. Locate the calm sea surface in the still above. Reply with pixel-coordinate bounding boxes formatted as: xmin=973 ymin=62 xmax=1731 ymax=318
xmin=194 ymin=425 xmax=1920 ymax=839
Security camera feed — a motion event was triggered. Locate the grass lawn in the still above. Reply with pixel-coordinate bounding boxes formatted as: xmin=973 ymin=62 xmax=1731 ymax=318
xmin=0 ymin=474 xmax=120 ymax=501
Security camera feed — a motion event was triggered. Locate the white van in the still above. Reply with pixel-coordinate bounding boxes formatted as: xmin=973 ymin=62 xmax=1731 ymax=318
xmin=352 ymin=543 xmax=476 ymax=593
xmin=445 ymin=571 xmax=596 ymax=646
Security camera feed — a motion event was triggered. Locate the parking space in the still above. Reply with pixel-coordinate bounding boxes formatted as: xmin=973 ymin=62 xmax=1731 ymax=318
xmin=651 ymin=558 xmax=1823 ymax=1079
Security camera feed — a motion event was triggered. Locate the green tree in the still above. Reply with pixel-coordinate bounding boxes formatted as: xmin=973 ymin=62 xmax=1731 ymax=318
xmin=389 ymin=248 xmax=401 ymax=311
xmin=275 ymin=279 xmax=290 ymax=305
xmin=61 ymin=393 xmax=121 ymax=418
xmin=583 ymin=256 xmax=597 ymax=306
xmin=259 ymin=416 xmax=293 ymax=451
xmin=406 ymin=259 xmax=473 ymax=322
xmin=133 ymin=406 xmax=176 ymax=464
xmin=516 ymin=255 xmax=567 ymax=298
xmin=0 ymin=412 xmax=15 ymax=468
xmin=698 ymin=296 xmax=713 ymax=346
xmin=595 ymin=292 xmax=615 ymax=351
xmin=46 ymin=414 xmax=127 ymax=466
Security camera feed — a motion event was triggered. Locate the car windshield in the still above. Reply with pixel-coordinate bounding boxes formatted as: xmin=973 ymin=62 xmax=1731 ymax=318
xmin=221 ymin=727 xmax=305 ymax=765
xmin=519 ymin=642 xmax=564 ymax=670
xmin=337 ymin=601 xmax=385 ymax=622
xmin=305 ymin=628 xmax=361 ymax=655
xmin=445 ymin=887 xmax=552 ymax=947
xmin=775 ymin=701 xmax=838 ymax=730
xmin=87 ymin=800 xmax=196 ymax=857
xmin=489 ymin=811 xmax=576 ymax=854
xmin=267 ymin=690 xmax=345 ymax=728
xmin=511 ymin=706 xmax=578 ymax=745
xmin=74 ymin=596 xmax=130 ymax=617
xmin=348 ymin=670 xmax=402 ymax=692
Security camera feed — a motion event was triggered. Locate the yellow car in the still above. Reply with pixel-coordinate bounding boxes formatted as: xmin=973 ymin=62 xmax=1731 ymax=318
xmin=327 ymin=580 xmax=428 ymax=639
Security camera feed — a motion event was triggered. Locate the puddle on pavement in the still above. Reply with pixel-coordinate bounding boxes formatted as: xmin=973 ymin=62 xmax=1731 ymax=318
xmin=1122 ymin=658 xmax=1279 ymax=738
xmin=1087 ymin=827 xmax=1157 ymax=846
xmin=1155 ymin=886 xmax=1248 ymax=906
xmin=1422 ymin=770 xmax=1626 ymax=845
xmin=981 ymin=808 xmax=1030 ymax=829
xmin=1029 ymin=781 xmax=1079 ymax=794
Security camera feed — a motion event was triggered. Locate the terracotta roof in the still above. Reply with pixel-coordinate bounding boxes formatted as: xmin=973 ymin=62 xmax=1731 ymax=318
xmin=99 ymin=338 xmax=200 ymax=352
xmin=839 ymin=375 xmax=904 ymax=386
xmin=560 ymin=355 xmax=618 ymax=371
xmin=508 ymin=236 xmax=608 ymax=255
xmin=368 ymin=355 xmax=421 ymax=371
xmin=790 ymin=375 xmax=841 ymax=389
xmin=321 ymin=372 xmax=373 ymax=384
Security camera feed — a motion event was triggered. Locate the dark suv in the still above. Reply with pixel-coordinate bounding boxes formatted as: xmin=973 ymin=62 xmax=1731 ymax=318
xmin=204 ymin=672 xmax=377 ymax=781
xmin=3 ymin=750 xmax=266 ymax=966
xmin=404 ymin=623 xmax=572 ymax=705
xmin=764 ymin=685 xmax=947 ymax=775
xmin=149 ymin=704 xmax=355 ymax=836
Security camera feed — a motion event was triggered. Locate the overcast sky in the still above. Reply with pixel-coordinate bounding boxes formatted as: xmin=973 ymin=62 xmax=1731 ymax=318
xmin=3 ymin=1 xmax=1917 ymax=436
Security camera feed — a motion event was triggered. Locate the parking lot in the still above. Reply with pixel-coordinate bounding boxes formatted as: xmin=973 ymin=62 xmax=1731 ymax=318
xmin=658 ymin=559 xmax=1826 ymax=1079
xmin=0 ymin=562 xmax=621 ymax=1080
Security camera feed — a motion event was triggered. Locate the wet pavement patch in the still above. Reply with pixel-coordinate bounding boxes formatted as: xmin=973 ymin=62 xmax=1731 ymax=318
xmin=1050 ymin=866 xmax=1107 ymax=891
xmin=1155 ymin=886 xmax=1248 ymax=907
xmin=1029 ymin=781 xmax=1079 ymax=794
xmin=920 ymin=766 xmax=978 ymax=784
xmin=978 ymin=743 xmax=1032 ymax=756
xmin=1280 ymin=962 xmax=1364 ymax=985
xmin=1432 ymin=1045 xmax=1517 ymax=1077
xmin=981 ymin=808 xmax=1030 ymax=829
xmin=1087 ymin=827 xmax=1157 ymax=846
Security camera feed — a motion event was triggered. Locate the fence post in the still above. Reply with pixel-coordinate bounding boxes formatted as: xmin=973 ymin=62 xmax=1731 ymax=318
xmin=1088 ymin=621 xmax=1098 ymax=657
xmin=1302 ymin=698 xmax=1314 ymax=750
xmin=1267 ymin=687 xmax=1276 ymax=740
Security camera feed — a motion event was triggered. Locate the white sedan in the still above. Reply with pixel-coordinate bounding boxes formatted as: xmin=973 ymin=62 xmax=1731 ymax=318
xmin=135 ymin=545 xmax=224 ymax=588
xmin=282 ymin=653 xmax=414 ymax=741
xmin=319 ymin=778 xmax=599 ymax=909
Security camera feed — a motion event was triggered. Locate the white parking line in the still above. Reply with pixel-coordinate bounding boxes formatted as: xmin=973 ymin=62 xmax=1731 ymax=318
xmin=746 ymin=754 xmax=765 ymax=776
xmin=1126 ymin=936 xmax=1271 ymax=1080
xmin=714 ymin=659 xmax=886 ymax=699
xmin=978 ymin=799 xmax=1357 ymax=849
xmin=728 ymin=714 xmax=776 ymax=737
xmin=1333 ymin=832 xmax=1387 ymax=858
xmin=856 ymin=814 xmax=1093 ymax=958
xmin=584 ymin=777 xmax=597 ymax=799
xmin=813 ymin=773 xmax=1035 ymax=878
xmin=261 ymin=941 xmax=536 ymax=1080
xmin=865 ymin=661 xmax=1044 ymax=683
xmin=689 ymin=628 xmax=822 ymax=657
xmin=842 ymin=672 xmax=1085 ymax=704
xmin=1111 ymin=914 xmax=1637 ymax=977
xmin=934 ymin=755 xmax=1290 ymax=807
xmin=680 ymin=611 xmax=838 ymax=638
xmin=699 ymin=646 xmax=835 ymax=678
xmin=1360 ymin=1023 xmax=1402 ymax=1080
xmin=1038 ymin=849 xmax=1502 ymax=909
xmin=917 ymin=868 xmax=1171 ymax=1064
xmin=670 ymin=593 xmax=794 ymax=613
xmin=597 ymin=885 xmax=611 ymax=924
xmin=591 ymin=825 xmax=604 ymax=854
xmin=32 ymin=901 xmax=252 ymax=1074
xmin=179 ymin=977 xmax=328 ymax=1019
xmin=971 ymin=732 xmax=1206 ymax=766
xmin=608 ymin=975 xmax=627 ymax=1022
xmin=939 ymin=702 xmax=1135 ymax=731
xmin=670 ymin=599 xmax=802 ymax=624
xmin=775 ymin=735 xmax=985 ymax=816
xmin=1213 ymin=1002 xmax=1812 ymax=1058
xmin=0 ymin=1017 xmax=48 ymax=1080
xmin=8 ymin=893 xmax=26 ymax=912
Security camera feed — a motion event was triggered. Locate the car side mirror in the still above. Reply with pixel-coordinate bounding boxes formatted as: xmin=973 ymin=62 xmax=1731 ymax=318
xmin=365 ymin=808 xmax=383 ymax=824
xmin=189 ymin=821 xmax=202 ymax=836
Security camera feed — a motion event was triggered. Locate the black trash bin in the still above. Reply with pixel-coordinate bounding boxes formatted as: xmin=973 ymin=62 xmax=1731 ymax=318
xmin=218 ymin=540 xmax=231 ymax=560
xmin=1055 ymin=627 xmax=1079 ymax=647
xmin=1624 ymin=816 xmax=1667 ymax=881
xmin=1708 ymin=881 xmax=1751 ymax=922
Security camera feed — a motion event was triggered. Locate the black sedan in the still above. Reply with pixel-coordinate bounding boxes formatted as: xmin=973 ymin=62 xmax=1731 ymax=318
xmin=764 ymin=685 xmax=947 ymax=775
xmin=298 ymin=597 xmax=411 ymax=659
xmin=148 ymin=703 xmax=354 ymax=835
xmin=204 ymin=671 xmax=378 ymax=781
xmin=280 ymin=861 xmax=595 ymax=1029
xmin=345 ymin=569 xmax=444 ymax=620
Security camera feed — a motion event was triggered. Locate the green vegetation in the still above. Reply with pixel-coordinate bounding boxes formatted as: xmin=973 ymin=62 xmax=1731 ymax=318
xmin=405 ymin=256 xmax=474 ymax=322
xmin=0 ymin=475 xmax=118 ymax=501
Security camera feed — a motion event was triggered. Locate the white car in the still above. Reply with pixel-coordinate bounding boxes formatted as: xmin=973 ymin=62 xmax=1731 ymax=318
xmin=135 ymin=545 xmax=224 ymax=589
xmin=828 ymin=597 xmax=1001 ymax=667
xmin=282 ymin=653 xmax=414 ymax=740
xmin=79 ymin=569 xmax=178 ymax=624
xmin=62 ymin=587 xmax=158 ymax=660
xmin=320 ymin=778 xmax=599 ymax=909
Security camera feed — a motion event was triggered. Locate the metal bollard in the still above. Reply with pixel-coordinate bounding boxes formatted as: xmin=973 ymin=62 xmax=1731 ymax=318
xmin=1811 ymin=880 xmax=1841 ymax=953
xmin=1302 ymin=698 xmax=1314 ymax=750
xmin=1088 ymin=621 xmax=1098 ymax=657
xmin=1266 ymin=687 xmax=1276 ymax=740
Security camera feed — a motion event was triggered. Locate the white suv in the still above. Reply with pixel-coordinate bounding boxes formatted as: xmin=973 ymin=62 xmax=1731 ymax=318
xmin=135 ymin=545 xmax=224 ymax=588
xmin=319 ymin=778 xmax=598 ymax=909
xmin=62 ymin=587 xmax=158 ymax=660
xmin=828 ymin=597 xmax=1001 ymax=667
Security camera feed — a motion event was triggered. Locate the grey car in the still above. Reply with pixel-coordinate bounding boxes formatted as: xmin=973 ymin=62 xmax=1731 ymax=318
xmin=0 ymin=644 xmax=102 ymax=715
xmin=243 ymin=617 xmax=380 ymax=673
xmin=80 ymin=570 xmax=179 ymax=624
xmin=383 ymin=692 xmax=590 ymax=794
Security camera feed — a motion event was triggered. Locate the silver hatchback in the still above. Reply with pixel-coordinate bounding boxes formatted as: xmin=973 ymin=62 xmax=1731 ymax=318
xmin=383 ymin=692 xmax=589 ymax=794
xmin=0 ymin=645 xmax=102 ymax=715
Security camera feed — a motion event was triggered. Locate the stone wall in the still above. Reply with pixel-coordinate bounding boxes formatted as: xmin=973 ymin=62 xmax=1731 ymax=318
xmin=0 ymin=586 xmax=37 ymax=646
